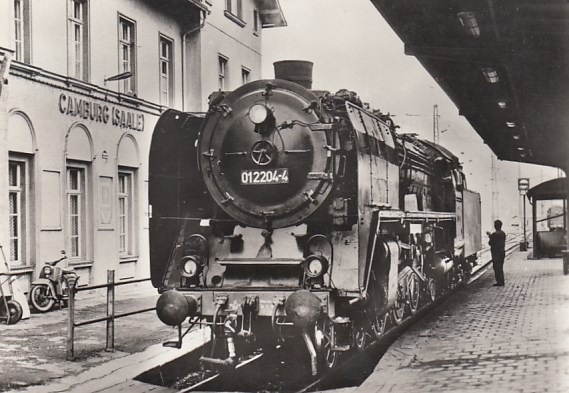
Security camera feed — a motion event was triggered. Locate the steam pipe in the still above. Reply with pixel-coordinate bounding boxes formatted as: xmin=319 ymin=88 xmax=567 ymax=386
xmin=302 ymin=329 xmax=318 ymax=376
xmin=201 ymin=314 xmax=237 ymax=368
xmin=200 ymin=333 xmax=236 ymax=367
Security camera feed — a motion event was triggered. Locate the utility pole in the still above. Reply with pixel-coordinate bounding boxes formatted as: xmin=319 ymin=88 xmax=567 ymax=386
xmin=491 ymin=154 xmax=498 ymax=223
xmin=518 ymin=178 xmax=530 ymax=251
xmin=433 ymin=104 xmax=440 ymax=144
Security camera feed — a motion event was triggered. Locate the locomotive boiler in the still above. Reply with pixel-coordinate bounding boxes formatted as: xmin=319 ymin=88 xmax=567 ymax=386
xmin=149 ymin=61 xmax=482 ymax=375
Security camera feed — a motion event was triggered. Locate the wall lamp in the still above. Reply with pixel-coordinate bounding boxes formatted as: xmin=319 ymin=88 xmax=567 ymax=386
xmin=104 ymin=71 xmax=133 ymax=82
xmin=457 ymin=12 xmax=480 ymax=38
xmin=481 ymin=67 xmax=499 ymax=83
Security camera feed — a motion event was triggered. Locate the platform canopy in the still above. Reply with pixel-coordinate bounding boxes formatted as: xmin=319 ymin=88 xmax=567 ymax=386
xmin=527 ymin=177 xmax=568 ymax=202
xmin=371 ymin=0 xmax=569 ymax=169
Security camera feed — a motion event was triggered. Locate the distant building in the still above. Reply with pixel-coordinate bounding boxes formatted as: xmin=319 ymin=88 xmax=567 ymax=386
xmin=0 ymin=0 xmax=286 ymax=289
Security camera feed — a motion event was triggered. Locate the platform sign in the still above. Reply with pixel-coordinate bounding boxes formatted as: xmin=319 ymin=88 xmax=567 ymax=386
xmin=518 ymin=178 xmax=530 ymax=195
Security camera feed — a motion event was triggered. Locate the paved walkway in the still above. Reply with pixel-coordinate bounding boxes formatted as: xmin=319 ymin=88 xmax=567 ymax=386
xmin=356 ymin=251 xmax=569 ymax=393
xmin=0 ymin=282 xmax=193 ymax=392
xmin=0 ymin=281 xmax=209 ymax=393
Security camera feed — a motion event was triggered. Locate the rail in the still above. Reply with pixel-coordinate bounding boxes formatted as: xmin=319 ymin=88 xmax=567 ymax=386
xmin=66 ymin=270 xmax=155 ymax=360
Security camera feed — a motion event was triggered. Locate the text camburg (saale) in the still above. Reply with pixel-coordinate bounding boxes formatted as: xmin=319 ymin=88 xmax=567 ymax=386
xmin=58 ymin=93 xmax=144 ymax=132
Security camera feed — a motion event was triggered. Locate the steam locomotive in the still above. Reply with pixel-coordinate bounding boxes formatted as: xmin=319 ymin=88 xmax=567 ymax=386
xmin=149 ymin=61 xmax=482 ymax=375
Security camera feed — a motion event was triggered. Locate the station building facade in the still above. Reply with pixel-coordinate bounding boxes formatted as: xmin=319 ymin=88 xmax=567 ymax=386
xmin=0 ymin=0 xmax=286 ymax=290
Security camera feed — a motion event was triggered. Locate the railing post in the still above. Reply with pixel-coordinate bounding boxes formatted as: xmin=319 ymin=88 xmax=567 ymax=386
xmin=66 ymin=282 xmax=76 ymax=360
xmin=106 ymin=270 xmax=115 ymax=352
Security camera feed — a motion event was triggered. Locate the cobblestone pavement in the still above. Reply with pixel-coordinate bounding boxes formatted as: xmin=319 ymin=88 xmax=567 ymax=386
xmin=356 ymin=251 xmax=569 ymax=393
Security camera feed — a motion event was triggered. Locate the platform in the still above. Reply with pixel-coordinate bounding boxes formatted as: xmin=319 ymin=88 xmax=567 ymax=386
xmin=0 ymin=282 xmax=206 ymax=393
xmin=354 ymin=251 xmax=569 ymax=393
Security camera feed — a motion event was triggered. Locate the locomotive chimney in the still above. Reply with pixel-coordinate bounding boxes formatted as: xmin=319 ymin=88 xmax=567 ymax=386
xmin=273 ymin=60 xmax=313 ymax=89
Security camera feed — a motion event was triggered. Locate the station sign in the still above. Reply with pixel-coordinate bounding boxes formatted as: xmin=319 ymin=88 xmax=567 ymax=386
xmin=518 ymin=178 xmax=530 ymax=194
xmin=58 ymin=93 xmax=144 ymax=132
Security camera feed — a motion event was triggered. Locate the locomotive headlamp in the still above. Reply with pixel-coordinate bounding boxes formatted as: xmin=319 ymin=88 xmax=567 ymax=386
xmin=248 ymin=104 xmax=270 ymax=125
xmin=180 ymin=256 xmax=201 ymax=278
xmin=304 ymin=255 xmax=329 ymax=278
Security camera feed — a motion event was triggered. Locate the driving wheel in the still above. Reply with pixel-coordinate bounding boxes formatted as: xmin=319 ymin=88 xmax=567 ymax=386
xmin=427 ymin=278 xmax=437 ymax=302
xmin=408 ymin=273 xmax=420 ymax=314
xmin=317 ymin=317 xmax=337 ymax=369
xmin=352 ymin=320 xmax=368 ymax=352
xmin=372 ymin=312 xmax=389 ymax=338
xmin=391 ymin=284 xmax=407 ymax=325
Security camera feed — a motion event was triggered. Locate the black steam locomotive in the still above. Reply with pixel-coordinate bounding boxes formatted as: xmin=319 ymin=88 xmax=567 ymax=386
xmin=149 ymin=61 xmax=482 ymax=375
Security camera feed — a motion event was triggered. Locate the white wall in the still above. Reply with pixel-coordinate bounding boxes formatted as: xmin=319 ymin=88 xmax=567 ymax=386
xmin=190 ymin=0 xmax=264 ymax=111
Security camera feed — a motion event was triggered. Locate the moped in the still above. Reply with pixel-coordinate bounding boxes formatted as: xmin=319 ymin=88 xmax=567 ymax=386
xmin=30 ymin=251 xmax=79 ymax=312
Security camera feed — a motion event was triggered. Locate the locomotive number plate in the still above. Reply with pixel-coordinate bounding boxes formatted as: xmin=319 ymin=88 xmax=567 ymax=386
xmin=241 ymin=168 xmax=289 ymax=185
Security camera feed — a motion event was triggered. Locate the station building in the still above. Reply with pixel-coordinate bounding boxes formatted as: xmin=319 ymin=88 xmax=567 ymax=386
xmin=0 ymin=0 xmax=286 ymax=290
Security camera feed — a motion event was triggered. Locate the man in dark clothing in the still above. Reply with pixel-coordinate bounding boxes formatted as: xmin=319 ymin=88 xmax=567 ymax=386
xmin=487 ymin=220 xmax=506 ymax=286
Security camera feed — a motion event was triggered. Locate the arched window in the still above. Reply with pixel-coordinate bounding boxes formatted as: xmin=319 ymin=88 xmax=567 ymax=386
xmin=7 ymin=111 xmax=35 ymax=267
xmin=117 ymin=134 xmax=140 ymax=257
xmin=65 ymin=124 xmax=93 ymax=260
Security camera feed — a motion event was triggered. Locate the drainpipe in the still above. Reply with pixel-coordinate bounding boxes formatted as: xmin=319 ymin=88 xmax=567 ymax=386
xmin=562 ymin=160 xmax=569 ymax=275
xmin=181 ymin=10 xmax=207 ymax=112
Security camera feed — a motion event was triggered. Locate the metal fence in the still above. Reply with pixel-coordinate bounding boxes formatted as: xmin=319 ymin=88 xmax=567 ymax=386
xmin=66 ymin=270 xmax=155 ymax=360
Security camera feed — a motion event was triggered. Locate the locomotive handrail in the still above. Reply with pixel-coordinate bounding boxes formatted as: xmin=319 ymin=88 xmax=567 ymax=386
xmin=187 ymin=234 xmax=209 ymax=259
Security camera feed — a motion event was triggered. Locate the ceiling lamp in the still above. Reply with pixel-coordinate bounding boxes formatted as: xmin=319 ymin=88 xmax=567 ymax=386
xmin=517 ymin=147 xmax=525 ymax=151
xmin=481 ymin=67 xmax=499 ymax=83
xmin=513 ymin=134 xmax=520 ymax=140
xmin=506 ymin=121 xmax=516 ymax=128
xmin=457 ymin=12 xmax=480 ymax=38
xmin=497 ymin=101 xmax=507 ymax=109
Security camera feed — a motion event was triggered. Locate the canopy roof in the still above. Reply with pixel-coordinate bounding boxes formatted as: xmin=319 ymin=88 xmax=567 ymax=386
xmin=527 ymin=177 xmax=568 ymax=201
xmin=371 ymin=0 xmax=569 ymax=169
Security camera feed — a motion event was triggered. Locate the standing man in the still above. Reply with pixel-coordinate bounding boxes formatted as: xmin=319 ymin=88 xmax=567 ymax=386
xmin=487 ymin=220 xmax=506 ymax=286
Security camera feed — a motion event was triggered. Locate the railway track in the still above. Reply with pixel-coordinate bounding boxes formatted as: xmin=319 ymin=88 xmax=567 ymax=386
xmin=137 ymin=239 xmax=521 ymax=393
